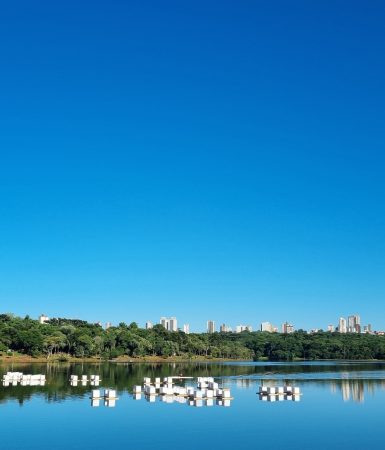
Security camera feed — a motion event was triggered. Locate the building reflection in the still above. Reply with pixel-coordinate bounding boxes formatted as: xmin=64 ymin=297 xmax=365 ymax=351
xmin=328 ymin=378 xmax=385 ymax=403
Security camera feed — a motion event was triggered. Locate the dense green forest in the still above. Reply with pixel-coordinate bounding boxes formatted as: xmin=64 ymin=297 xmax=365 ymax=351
xmin=1 ymin=314 xmax=385 ymax=361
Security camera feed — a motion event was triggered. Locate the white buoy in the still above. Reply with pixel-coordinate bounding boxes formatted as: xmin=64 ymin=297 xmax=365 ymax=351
xmin=92 ymin=389 xmax=100 ymax=399
xmin=195 ymin=390 xmax=203 ymax=399
xmin=222 ymin=388 xmax=231 ymax=399
xmin=206 ymin=389 xmax=214 ymax=399
xmin=105 ymin=399 xmax=116 ymax=408
xmin=107 ymin=389 xmax=116 ymax=399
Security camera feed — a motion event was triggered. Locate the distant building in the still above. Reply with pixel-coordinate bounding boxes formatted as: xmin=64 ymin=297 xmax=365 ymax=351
xmin=105 ymin=322 xmax=112 ymax=330
xmin=261 ymin=322 xmax=274 ymax=332
xmin=39 ymin=314 xmax=49 ymax=324
xmin=169 ymin=317 xmax=178 ymax=332
xmin=183 ymin=324 xmax=190 ymax=334
xmin=145 ymin=321 xmax=153 ymax=330
xmin=160 ymin=316 xmax=177 ymax=331
xmin=160 ymin=317 xmax=169 ymax=329
xmin=235 ymin=325 xmax=252 ymax=333
xmin=282 ymin=322 xmax=294 ymax=334
xmin=207 ymin=320 xmax=216 ymax=333
xmin=348 ymin=315 xmax=361 ymax=333
xmin=338 ymin=317 xmax=347 ymax=333
xmin=220 ymin=324 xmax=231 ymax=333
xmin=327 ymin=324 xmax=335 ymax=332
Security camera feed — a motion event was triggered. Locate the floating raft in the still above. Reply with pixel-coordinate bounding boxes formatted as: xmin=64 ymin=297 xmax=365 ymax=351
xmin=134 ymin=376 xmax=233 ymax=401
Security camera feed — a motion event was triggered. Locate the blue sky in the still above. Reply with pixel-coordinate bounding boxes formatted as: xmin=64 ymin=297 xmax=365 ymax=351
xmin=0 ymin=1 xmax=384 ymax=331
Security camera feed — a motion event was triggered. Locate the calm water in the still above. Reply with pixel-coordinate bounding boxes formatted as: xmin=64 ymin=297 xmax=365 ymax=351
xmin=1 ymin=361 xmax=385 ymax=449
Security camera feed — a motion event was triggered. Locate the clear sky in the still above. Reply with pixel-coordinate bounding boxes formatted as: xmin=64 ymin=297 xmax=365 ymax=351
xmin=0 ymin=1 xmax=384 ymax=332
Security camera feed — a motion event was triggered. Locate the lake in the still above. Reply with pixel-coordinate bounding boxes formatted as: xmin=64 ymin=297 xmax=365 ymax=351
xmin=1 ymin=361 xmax=385 ymax=449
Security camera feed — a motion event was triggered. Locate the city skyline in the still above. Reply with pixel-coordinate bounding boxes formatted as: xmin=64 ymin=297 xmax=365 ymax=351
xmin=32 ymin=311 xmax=380 ymax=334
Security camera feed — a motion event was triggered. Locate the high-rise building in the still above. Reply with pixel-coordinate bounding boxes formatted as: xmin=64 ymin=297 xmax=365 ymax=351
xmin=282 ymin=322 xmax=294 ymax=334
xmin=220 ymin=324 xmax=231 ymax=333
xmin=327 ymin=324 xmax=335 ymax=332
xmin=347 ymin=315 xmax=360 ymax=333
xmin=207 ymin=320 xmax=216 ymax=333
xmin=235 ymin=325 xmax=252 ymax=333
xmin=105 ymin=322 xmax=112 ymax=330
xmin=160 ymin=317 xmax=178 ymax=331
xmin=338 ymin=317 xmax=347 ymax=333
xmin=145 ymin=321 xmax=153 ymax=329
xmin=39 ymin=314 xmax=50 ymax=324
xmin=183 ymin=324 xmax=190 ymax=334
xmin=160 ymin=317 xmax=169 ymax=330
xmin=347 ymin=316 xmax=353 ymax=332
xmin=261 ymin=322 xmax=274 ymax=332
xmin=169 ymin=317 xmax=178 ymax=332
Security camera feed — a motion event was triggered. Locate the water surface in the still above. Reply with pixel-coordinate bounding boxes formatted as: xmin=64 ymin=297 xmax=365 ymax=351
xmin=1 ymin=361 xmax=384 ymax=449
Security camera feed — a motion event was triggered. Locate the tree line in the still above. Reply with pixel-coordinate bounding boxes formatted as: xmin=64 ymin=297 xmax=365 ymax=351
xmin=1 ymin=314 xmax=385 ymax=361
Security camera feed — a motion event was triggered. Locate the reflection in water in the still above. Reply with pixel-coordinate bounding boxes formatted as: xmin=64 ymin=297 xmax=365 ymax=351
xmin=328 ymin=378 xmax=385 ymax=403
xmin=259 ymin=394 xmax=300 ymax=402
xmin=132 ymin=393 xmax=231 ymax=408
xmin=1 ymin=362 xmax=385 ymax=406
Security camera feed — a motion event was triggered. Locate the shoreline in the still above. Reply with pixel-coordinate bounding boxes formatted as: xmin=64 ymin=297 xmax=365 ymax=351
xmin=1 ymin=355 xmax=384 ymax=364
xmin=0 ymin=355 xmax=253 ymax=364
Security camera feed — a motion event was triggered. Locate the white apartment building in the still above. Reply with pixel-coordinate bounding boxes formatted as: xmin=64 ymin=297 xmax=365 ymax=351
xmin=160 ymin=316 xmax=178 ymax=331
xmin=282 ymin=322 xmax=294 ymax=334
xmin=207 ymin=320 xmax=216 ymax=333
xmin=235 ymin=325 xmax=252 ymax=333
xmin=39 ymin=314 xmax=50 ymax=324
xmin=260 ymin=322 xmax=274 ymax=332
xmin=338 ymin=317 xmax=347 ymax=333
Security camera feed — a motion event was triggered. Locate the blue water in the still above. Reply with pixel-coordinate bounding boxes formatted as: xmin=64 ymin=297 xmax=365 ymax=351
xmin=1 ymin=361 xmax=384 ymax=449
